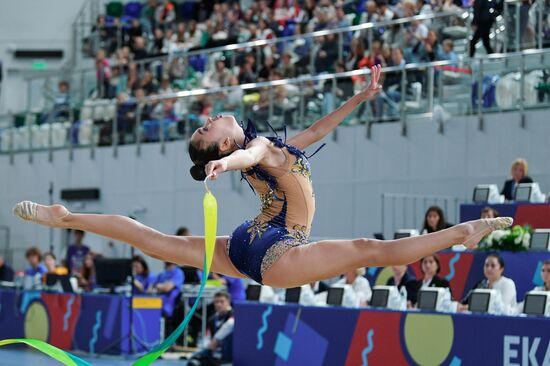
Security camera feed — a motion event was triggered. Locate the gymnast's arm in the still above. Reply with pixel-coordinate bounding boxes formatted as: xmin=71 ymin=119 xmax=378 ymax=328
xmin=205 ymin=137 xmax=271 ymax=179
xmin=287 ymin=65 xmax=382 ymax=151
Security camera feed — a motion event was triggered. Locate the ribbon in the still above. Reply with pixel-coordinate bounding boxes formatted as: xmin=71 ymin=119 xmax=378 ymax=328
xmin=0 ymin=178 xmax=218 ymax=365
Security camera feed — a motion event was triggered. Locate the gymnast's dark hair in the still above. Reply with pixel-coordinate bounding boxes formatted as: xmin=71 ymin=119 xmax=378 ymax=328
xmin=188 ymin=140 xmax=231 ymax=181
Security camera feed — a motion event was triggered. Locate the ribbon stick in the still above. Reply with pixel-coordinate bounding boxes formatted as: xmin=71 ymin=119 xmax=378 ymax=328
xmin=0 ymin=177 xmax=218 ymax=366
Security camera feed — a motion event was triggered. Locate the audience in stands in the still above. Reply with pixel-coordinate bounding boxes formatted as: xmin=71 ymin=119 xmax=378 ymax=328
xmin=335 ymin=267 xmax=372 ymax=306
xmin=78 ymin=251 xmax=97 ymax=292
xmin=0 ymin=254 xmax=14 ymax=282
xmin=416 ymin=254 xmax=451 ymax=298
xmin=460 ymin=254 xmax=517 ymax=312
xmin=501 ymin=158 xmax=533 ymax=201
xmin=66 ymin=230 xmax=91 ymax=275
xmin=24 ymin=247 xmax=47 ymax=277
xmin=387 ymin=265 xmax=420 ymax=306
xmin=533 ymin=259 xmax=550 ymax=292
xmin=188 ymin=291 xmax=234 ymax=366
xmin=133 ymin=255 xmax=154 ymax=294
xmin=421 ymin=206 xmax=454 ymax=234
xmin=43 ymin=252 xmax=69 ymax=276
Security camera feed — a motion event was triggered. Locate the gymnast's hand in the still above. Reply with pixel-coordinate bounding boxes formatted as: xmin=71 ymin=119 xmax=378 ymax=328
xmin=358 ymin=65 xmax=383 ymax=101
xmin=205 ymin=159 xmax=228 ymax=180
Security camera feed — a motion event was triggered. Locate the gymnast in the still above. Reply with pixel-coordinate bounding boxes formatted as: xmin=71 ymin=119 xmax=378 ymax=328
xmin=13 ymin=65 xmax=512 ymax=288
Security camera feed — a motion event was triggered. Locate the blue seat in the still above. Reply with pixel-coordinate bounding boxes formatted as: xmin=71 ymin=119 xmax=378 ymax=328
xmin=142 ymin=119 xmax=176 ymax=141
xmin=189 ymin=54 xmax=207 ymax=73
xmin=178 ymin=2 xmax=196 ymax=21
xmin=124 ymin=2 xmax=142 ymax=19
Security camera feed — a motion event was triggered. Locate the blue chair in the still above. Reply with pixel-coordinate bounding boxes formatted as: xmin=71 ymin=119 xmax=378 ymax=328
xmin=189 ymin=54 xmax=207 ymax=73
xmin=472 ymin=75 xmax=499 ymax=110
xmin=178 ymin=2 xmax=196 ymax=21
xmin=124 ymin=2 xmax=143 ymax=19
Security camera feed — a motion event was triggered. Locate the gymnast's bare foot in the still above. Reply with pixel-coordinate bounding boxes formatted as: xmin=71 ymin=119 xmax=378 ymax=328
xmin=460 ymin=217 xmax=513 ymax=249
xmin=13 ymin=201 xmax=70 ymax=228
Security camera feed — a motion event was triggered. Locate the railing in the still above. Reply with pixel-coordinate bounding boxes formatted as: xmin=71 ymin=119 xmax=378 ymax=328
xmin=1 ymin=48 xmax=549 ymax=162
xmin=381 ymin=193 xmax=465 ymax=239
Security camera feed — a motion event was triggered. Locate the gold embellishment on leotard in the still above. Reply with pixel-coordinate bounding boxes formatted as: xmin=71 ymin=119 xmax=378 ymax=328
xmin=247 ymin=219 xmax=269 ymax=245
xmin=260 ymin=189 xmax=275 ymax=211
xmin=291 ymin=157 xmax=312 ymax=181
xmin=260 ymin=225 xmax=310 ymax=277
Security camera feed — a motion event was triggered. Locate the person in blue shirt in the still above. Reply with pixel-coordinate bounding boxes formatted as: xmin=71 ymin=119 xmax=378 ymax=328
xmin=132 ymin=255 xmax=154 ymax=294
xmin=212 ymin=273 xmax=245 ymax=302
xmin=24 ymin=247 xmax=47 ymax=277
xmin=152 ymin=262 xmax=185 ymax=317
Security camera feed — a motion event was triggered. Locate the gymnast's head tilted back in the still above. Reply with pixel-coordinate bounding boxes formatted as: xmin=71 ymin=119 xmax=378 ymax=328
xmin=188 ymin=115 xmax=243 ymax=180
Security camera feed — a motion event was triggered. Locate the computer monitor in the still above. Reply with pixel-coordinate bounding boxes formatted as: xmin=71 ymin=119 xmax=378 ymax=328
xmin=469 ymin=292 xmax=491 ymax=313
xmin=285 ymin=287 xmax=301 ymax=303
xmin=94 ymin=258 xmax=132 ymax=289
xmin=515 ymin=185 xmax=532 ymax=202
xmin=417 ymin=290 xmax=438 ymax=310
xmin=473 ymin=187 xmax=490 ymax=203
xmin=326 ymin=287 xmax=345 ymax=306
xmin=373 ymin=233 xmax=385 ymax=240
xmin=246 ymin=284 xmax=262 ymax=301
xmin=45 ymin=274 xmax=74 ymax=293
xmin=530 ymin=230 xmax=550 ymax=251
xmin=371 ymin=288 xmax=390 ymax=308
xmin=523 ymin=293 xmax=548 ymax=316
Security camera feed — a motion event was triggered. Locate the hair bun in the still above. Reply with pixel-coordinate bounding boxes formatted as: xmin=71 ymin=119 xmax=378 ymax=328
xmin=190 ymin=164 xmax=207 ymax=181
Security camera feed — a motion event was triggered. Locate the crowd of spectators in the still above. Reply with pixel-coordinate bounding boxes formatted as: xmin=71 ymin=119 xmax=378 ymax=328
xmin=82 ymin=0 xmax=471 ymax=135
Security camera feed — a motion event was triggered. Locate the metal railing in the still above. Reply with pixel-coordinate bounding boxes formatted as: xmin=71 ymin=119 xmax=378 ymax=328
xmin=1 ymin=48 xmax=550 ymax=162
xmin=381 ymin=193 xmax=465 ymax=239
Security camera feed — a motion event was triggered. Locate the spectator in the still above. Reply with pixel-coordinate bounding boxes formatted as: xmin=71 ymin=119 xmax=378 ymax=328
xmin=386 ymin=265 xmax=420 ymax=306
xmin=501 ymin=158 xmax=533 ymax=201
xmin=188 ymin=291 xmax=234 ymax=366
xmin=66 ymin=230 xmax=90 ymax=275
xmin=25 ymin=247 xmax=47 ymax=277
xmin=437 ymin=39 xmax=459 ymax=64
xmin=377 ymin=0 xmax=395 ymax=22
xmin=375 ymin=48 xmax=407 ymax=118
xmin=460 ymin=254 xmax=517 ymax=311
xmin=314 ymin=33 xmax=339 ymax=73
xmin=152 ymin=262 xmax=185 ymax=318
xmin=277 ymin=52 xmax=296 ymax=79
xmin=470 ymin=0 xmax=502 ymax=57
xmin=258 ymin=55 xmax=277 ymax=81
xmin=128 ymin=19 xmax=143 ymax=47
xmin=335 ymin=268 xmax=372 ymax=306
xmin=533 ymin=259 xmax=550 ymax=291
xmin=95 ymin=49 xmax=111 ymax=98
xmin=480 ymin=206 xmax=499 ymax=219
xmin=53 ymin=81 xmax=71 ymax=120
xmin=0 ymin=254 xmax=14 ymax=282
xmin=132 ymin=36 xmax=149 ymax=61
xmin=155 ymin=0 xmax=176 ymax=30
xmin=43 ymin=252 xmax=69 ymax=276
xmin=140 ymin=70 xmax=158 ymax=95
xmin=203 ymin=57 xmax=233 ymax=88
xmin=417 ymin=255 xmax=451 ymax=296
xmin=421 ymin=206 xmax=453 ymax=234
xmin=152 ymin=28 xmax=165 ymax=54
xmin=133 ymin=255 xmax=154 ymax=294
xmin=140 ymin=0 xmax=158 ymax=34
xmin=78 ymin=252 xmax=97 ymax=292
xmin=237 ymin=58 xmax=257 ymax=85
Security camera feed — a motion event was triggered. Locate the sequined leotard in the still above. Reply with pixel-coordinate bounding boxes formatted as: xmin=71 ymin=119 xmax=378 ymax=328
xmin=227 ymin=121 xmax=318 ymax=284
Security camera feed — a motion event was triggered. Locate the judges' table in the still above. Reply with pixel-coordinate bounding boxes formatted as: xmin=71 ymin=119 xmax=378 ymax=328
xmin=234 ymin=302 xmax=550 ymax=366
xmin=0 ymin=289 xmax=162 ymax=355
xmin=460 ymin=203 xmax=550 ymax=228
xmin=365 ymin=251 xmax=550 ymax=302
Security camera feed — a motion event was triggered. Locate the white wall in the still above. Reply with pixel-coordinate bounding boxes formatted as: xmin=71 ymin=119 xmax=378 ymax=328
xmin=0 ymin=109 xmax=549 ymax=272
xmin=0 ymin=0 xmax=88 ymax=112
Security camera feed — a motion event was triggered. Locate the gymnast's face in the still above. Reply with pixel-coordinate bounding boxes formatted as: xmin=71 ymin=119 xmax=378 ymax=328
xmin=190 ymin=115 xmax=240 ymax=152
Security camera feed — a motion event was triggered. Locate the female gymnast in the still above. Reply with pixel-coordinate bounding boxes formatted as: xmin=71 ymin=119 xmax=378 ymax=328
xmin=13 ymin=65 xmax=512 ymax=288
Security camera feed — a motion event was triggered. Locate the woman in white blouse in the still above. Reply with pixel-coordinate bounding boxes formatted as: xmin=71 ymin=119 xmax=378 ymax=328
xmin=335 ymin=268 xmax=372 ymax=306
xmin=461 ymin=254 xmax=517 ymax=312
xmin=534 ymin=259 xmax=550 ymax=291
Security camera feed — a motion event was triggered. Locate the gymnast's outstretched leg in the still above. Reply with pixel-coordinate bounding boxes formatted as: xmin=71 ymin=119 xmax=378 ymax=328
xmin=262 ymin=218 xmax=511 ymax=288
xmin=13 ymin=201 xmax=245 ymax=278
